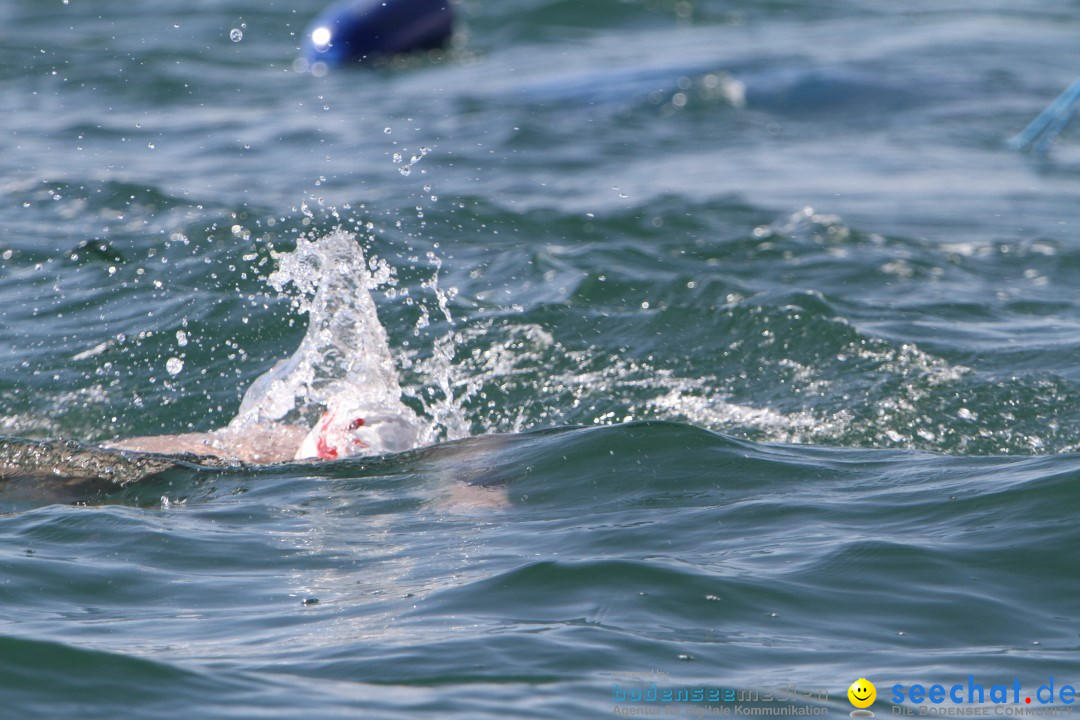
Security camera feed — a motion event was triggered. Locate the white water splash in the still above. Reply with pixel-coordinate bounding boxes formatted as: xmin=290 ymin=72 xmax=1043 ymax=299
xmin=228 ymin=230 xmax=422 ymax=457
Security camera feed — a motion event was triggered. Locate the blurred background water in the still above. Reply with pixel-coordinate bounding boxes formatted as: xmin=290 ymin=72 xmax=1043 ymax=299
xmin=0 ymin=1 xmax=1078 ymax=717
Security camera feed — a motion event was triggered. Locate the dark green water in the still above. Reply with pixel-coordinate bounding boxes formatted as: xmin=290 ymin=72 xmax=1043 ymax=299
xmin=1 ymin=1 xmax=1078 ymax=717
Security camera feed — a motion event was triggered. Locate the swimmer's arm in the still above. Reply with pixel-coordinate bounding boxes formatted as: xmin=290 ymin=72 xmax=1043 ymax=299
xmin=104 ymin=424 xmax=308 ymax=464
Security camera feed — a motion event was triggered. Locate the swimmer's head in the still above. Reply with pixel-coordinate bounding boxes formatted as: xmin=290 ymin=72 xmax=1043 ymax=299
xmin=295 ymin=402 xmax=419 ymax=460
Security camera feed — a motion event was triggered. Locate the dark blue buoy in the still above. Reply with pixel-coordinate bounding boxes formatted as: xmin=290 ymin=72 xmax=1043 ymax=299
xmin=301 ymin=0 xmax=454 ymax=69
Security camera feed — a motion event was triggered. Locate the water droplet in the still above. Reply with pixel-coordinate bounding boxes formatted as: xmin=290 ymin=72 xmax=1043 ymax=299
xmin=230 ymin=28 xmax=243 ymax=42
xmin=166 ymin=357 xmax=184 ymax=375
xmin=176 ymin=330 xmax=188 ymax=347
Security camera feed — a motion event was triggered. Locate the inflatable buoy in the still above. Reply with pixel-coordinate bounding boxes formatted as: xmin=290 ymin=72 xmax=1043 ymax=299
xmin=301 ymin=0 xmax=454 ymax=69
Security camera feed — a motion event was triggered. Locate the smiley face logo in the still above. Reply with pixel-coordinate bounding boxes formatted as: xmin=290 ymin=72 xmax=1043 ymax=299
xmin=848 ymin=678 xmax=876 ymax=709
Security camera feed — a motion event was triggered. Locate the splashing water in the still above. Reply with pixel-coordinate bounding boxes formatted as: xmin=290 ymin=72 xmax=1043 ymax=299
xmin=228 ymin=230 xmax=422 ymax=458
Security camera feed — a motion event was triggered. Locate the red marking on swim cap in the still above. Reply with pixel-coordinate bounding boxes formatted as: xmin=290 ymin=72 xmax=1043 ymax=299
xmin=348 ymin=417 xmax=368 ymax=449
xmin=313 ymin=411 xmax=338 ymax=460
xmin=316 ymin=433 xmax=338 ymax=459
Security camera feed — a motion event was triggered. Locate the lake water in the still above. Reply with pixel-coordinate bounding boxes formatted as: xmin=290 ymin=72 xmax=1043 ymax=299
xmin=1 ymin=1 xmax=1078 ymax=717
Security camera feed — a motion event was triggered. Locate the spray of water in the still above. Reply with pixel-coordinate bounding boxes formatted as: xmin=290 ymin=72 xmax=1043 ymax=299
xmin=227 ymin=230 xmax=423 ymax=457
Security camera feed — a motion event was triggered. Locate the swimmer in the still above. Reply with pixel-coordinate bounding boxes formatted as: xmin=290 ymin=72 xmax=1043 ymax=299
xmin=104 ymin=398 xmax=420 ymax=465
xmin=2 ymin=411 xmax=509 ymax=512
